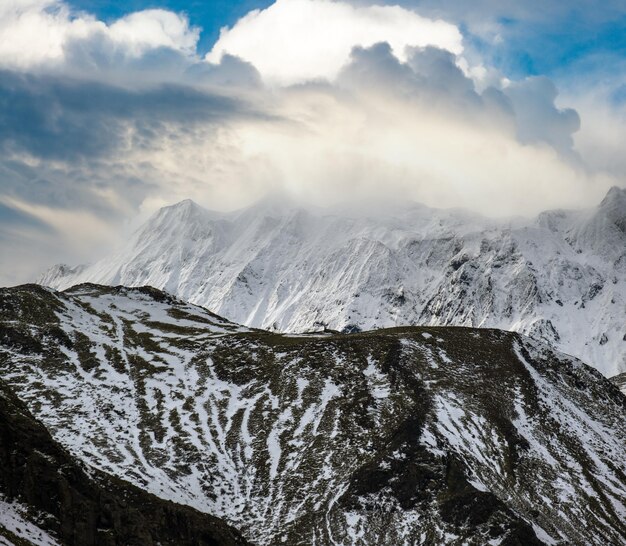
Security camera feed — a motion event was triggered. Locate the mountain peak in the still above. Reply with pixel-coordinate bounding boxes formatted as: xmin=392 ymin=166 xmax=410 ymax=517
xmin=600 ymin=185 xmax=626 ymax=207
xmin=37 ymin=263 xmax=87 ymax=286
xmin=598 ymin=185 xmax=626 ymax=231
xmin=148 ymin=198 xmax=214 ymax=228
xmin=2 ymin=284 xmax=626 ymax=545
xmin=34 ymin=190 xmax=626 ymax=377
xmin=163 ymin=198 xmax=204 ymax=214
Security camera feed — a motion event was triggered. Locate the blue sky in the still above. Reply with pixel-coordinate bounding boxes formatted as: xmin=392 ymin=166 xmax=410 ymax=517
xmin=474 ymin=14 xmax=626 ymax=79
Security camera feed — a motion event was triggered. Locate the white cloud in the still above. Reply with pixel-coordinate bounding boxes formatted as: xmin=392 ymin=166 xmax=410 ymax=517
xmin=0 ymin=0 xmax=199 ymax=70
xmin=227 ymin=74 xmax=615 ymax=218
xmin=107 ymin=10 xmax=200 ymax=56
xmin=569 ymin=92 xmax=626 ymax=179
xmin=206 ymin=0 xmax=463 ymax=85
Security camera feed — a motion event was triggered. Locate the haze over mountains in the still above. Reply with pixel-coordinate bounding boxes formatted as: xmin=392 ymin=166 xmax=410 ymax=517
xmin=39 ymin=186 xmax=626 ymax=378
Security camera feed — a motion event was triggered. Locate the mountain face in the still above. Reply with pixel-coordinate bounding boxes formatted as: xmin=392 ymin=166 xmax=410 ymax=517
xmin=37 ymin=188 xmax=626 ymax=378
xmin=1 ymin=284 xmax=625 ymax=545
xmin=0 ymin=372 xmax=248 ymax=545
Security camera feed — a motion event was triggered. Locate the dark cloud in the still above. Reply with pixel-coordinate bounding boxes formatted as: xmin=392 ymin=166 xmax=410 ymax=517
xmin=407 ymin=47 xmax=475 ymax=95
xmin=0 ymin=157 xmax=137 ymax=217
xmin=0 ymin=66 xmax=253 ymax=220
xmin=185 ymin=54 xmax=263 ymax=88
xmin=338 ymin=42 xmax=417 ymax=91
xmin=338 ymin=43 xmax=492 ymax=111
xmin=504 ymin=76 xmax=580 ymax=155
xmin=63 ymin=32 xmax=192 ymax=81
xmin=0 ymin=69 xmax=256 ymax=162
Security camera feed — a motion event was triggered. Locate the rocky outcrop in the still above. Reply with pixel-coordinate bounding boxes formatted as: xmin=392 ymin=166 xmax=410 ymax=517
xmin=611 ymin=371 xmax=626 ymax=395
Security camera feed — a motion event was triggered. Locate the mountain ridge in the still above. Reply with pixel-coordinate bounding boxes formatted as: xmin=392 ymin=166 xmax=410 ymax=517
xmin=38 ymin=188 xmax=626 ymax=377
xmin=1 ymin=283 xmax=625 ymax=545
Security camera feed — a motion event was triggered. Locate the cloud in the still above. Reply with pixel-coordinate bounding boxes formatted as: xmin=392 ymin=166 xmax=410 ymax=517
xmin=185 ymin=54 xmax=262 ymax=88
xmin=0 ymin=64 xmax=270 ymax=279
xmin=336 ymin=43 xmax=581 ymax=158
xmin=0 ymin=195 xmax=122 ymax=287
xmin=0 ymin=69 xmax=257 ymax=162
xmin=225 ymin=43 xmax=616 ymax=218
xmin=0 ymin=200 xmax=52 ymax=232
xmin=0 ymin=0 xmax=200 ymax=71
xmin=371 ymin=0 xmax=626 ymax=54
xmin=206 ymin=0 xmax=463 ymax=85
xmin=0 ymin=0 xmax=266 ymax=89
xmin=504 ymin=77 xmax=580 ymax=156
xmin=566 ymin=84 xmax=626 ymax=180
xmin=337 ymin=43 xmax=485 ymax=109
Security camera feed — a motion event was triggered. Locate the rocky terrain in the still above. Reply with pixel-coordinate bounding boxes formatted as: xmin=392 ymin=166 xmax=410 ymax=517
xmin=612 ymin=372 xmax=626 ymax=395
xmin=1 ymin=283 xmax=625 ymax=545
xmin=38 ymin=187 xmax=626 ymax=378
xmin=0 ymin=372 xmax=248 ymax=546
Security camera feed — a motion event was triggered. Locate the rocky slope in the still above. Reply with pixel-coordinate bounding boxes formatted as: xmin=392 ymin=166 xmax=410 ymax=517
xmin=37 ymin=187 xmax=626 ymax=378
xmin=1 ymin=284 xmax=625 ymax=545
xmin=611 ymin=371 xmax=626 ymax=395
xmin=0 ymin=374 xmax=248 ymax=546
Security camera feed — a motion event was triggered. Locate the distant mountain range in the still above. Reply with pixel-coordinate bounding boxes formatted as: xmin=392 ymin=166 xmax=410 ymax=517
xmin=1 ymin=284 xmax=625 ymax=544
xmin=39 ymin=187 xmax=626 ymax=377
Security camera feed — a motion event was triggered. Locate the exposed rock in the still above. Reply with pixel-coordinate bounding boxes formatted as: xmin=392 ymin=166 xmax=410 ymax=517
xmin=1 ymin=284 xmax=625 ymax=545
xmin=0 ymin=376 xmax=249 ymax=545
xmin=37 ymin=187 xmax=626 ymax=377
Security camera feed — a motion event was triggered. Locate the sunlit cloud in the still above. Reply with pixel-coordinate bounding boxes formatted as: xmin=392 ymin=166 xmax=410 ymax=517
xmin=0 ymin=0 xmax=200 ymax=71
xmin=206 ymin=0 xmax=464 ymax=85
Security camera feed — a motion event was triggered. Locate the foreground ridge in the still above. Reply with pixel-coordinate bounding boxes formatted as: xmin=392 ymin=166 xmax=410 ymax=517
xmin=1 ymin=284 xmax=625 ymax=545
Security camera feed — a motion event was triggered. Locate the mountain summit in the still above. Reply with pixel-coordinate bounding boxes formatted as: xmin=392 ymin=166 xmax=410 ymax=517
xmin=38 ymin=188 xmax=626 ymax=377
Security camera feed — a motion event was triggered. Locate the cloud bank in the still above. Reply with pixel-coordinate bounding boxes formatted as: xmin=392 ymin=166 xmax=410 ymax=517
xmin=206 ymin=0 xmax=463 ymax=85
xmin=0 ymin=0 xmax=623 ymax=286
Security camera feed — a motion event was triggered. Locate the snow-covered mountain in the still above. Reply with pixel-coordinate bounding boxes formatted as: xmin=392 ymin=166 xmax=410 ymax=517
xmin=0 ymin=372 xmax=248 ymax=546
xmin=1 ymin=284 xmax=625 ymax=545
xmin=38 ymin=187 xmax=626 ymax=377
